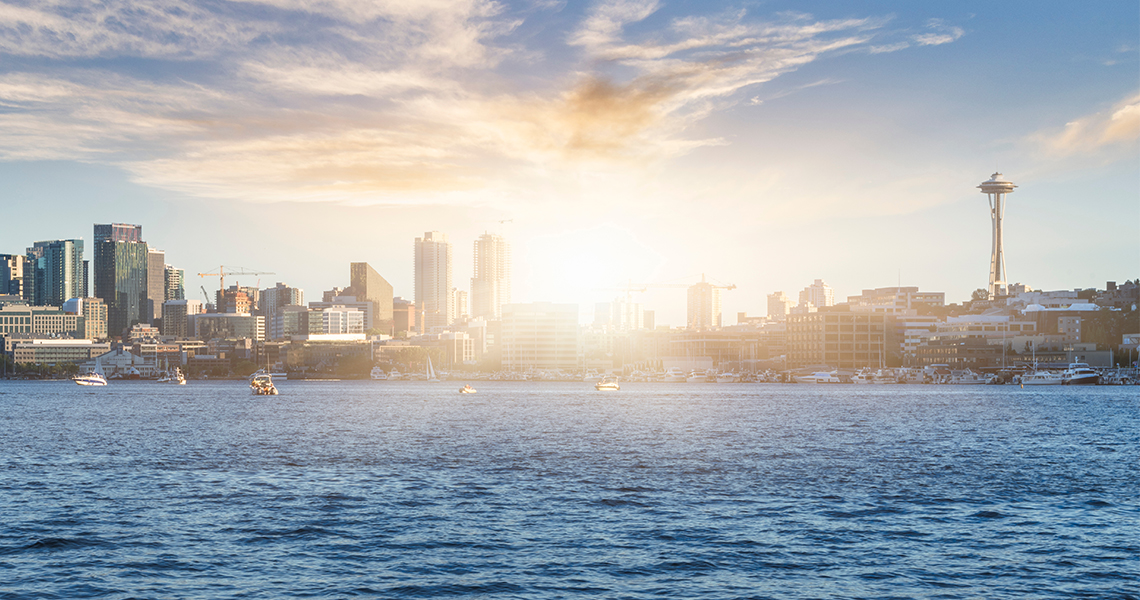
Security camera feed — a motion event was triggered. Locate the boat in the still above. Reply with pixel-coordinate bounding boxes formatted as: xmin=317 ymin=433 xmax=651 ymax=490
xmin=370 ymin=366 xmax=388 ymax=380
xmin=947 ymin=369 xmax=990 ymax=385
xmin=686 ymin=370 xmax=710 ymax=383
xmin=425 ymin=356 xmax=440 ymax=382
xmin=459 ymin=384 xmax=477 ymax=394
xmin=387 ymin=369 xmax=402 ymax=381
xmin=582 ymin=369 xmax=602 ymax=382
xmin=795 ymin=371 xmax=841 ymax=384
xmin=663 ymin=367 xmax=687 ymax=383
xmin=1020 ymin=370 xmax=1063 ymax=386
xmin=595 ymin=376 xmax=620 ymax=391
xmin=250 ymin=372 xmax=279 ymax=395
xmin=74 ymin=359 xmax=107 ymax=387
xmin=1062 ymin=363 xmax=1100 ymax=385
xmin=156 ymin=366 xmax=187 ymax=385
xmin=715 ymin=372 xmax=740 ymax=383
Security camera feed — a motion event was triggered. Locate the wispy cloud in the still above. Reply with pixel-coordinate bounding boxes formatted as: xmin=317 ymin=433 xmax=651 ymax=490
xmin=1031 ymin=92 xmax=1140 ymax=157
xmin=0 ymin=0 xmax=949 ymax=205
xmin=911 ymin=19 xmax=964 ymax=47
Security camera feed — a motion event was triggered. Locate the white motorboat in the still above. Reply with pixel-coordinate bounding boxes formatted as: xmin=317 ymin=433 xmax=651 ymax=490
xmin=595 ymin=376 xmax=620 ymax=391
xmin=715 ymin=372 xmax=740 ymax=383
xmin=1021 ymin=370 xmax=1063 ymax=386
xmin=74 ymin=370 xmax=107 ymax=386
xmin=250 ymin=372 xmax=279 ymax=395
xmin=795 ymin=371 xmax=841 ymax=384
xmin=459 ymin=384 xmax=477 ymax=394
xmin=1062 ymin=363 xmax=1100 ymax=385
xmin=947 ymin=369 xmax=990 ymax=385
xmin=156 ymin=367 xmax=186 ymax=385
xmin=663 ymin=367 xmax=687 ymax=383
xmin=74 ymin=359 xmax=108 ymax=386
xmin=370 ymin=366 xmax=388 ymax=380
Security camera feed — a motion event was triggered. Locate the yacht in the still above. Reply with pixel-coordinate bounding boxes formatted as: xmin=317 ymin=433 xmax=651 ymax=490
xmin=250 ymin=372 xmax=279 ymax=395
xmin=663 ymin=367 xmax=687 ymax=383
xmin=1021 ymin=370 xmax=1063 ymax=386
xmin=796 ymin=371 xmax=841 ymax=384
xmin=74 ymin=365 xmax=108 ymax=387
xmin=686 ymin=370 xmax=710 ymax=383
xmin=947 ymin=369 xmax=990 ymax=385
xmin=459 ymin=384 xmax=477 ymax=394
xmin=715 ymin=372 xmax=740 ymax=383
xmin=595 ymin=376 xmax=620 ymax=391
xmin=156 ymin=367 xmax=187 ymax=385
xmin=370 ymin=366 xmax=388 ymax=380
xmin=1062 ymin=363 xmax=1100 ymax=385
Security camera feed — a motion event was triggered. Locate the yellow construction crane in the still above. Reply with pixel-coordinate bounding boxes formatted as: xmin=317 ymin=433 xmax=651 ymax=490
xmin=197 ymin=266 xmax=276 ymax=297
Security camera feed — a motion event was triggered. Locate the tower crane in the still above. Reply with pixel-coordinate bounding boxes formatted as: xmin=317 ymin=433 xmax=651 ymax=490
xmin=196 ymin=266 xmax=276 ymax=297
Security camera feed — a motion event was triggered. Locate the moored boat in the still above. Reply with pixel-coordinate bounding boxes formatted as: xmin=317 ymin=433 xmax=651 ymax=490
xmin=595 ymin=376 xmax=620 ymax=391
xmin=1062 ymin=363 xmax=1100 ymax=385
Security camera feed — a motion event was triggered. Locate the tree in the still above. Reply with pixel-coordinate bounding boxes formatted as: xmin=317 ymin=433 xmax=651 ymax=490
xmin=971 ymin=288 xmax=990 ymax=302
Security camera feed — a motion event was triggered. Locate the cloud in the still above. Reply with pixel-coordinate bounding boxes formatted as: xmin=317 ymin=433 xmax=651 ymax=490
xmin=1032 ymin=92 xmax=1140 ymax=157
xmin=0 ymin=0 xmax=925 ymax=205
xmin=911 ymin=19 xmax=964 ymax=47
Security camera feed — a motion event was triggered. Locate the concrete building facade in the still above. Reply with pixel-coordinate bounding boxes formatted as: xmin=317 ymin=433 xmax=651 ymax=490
xmin=414 ymin=231 xmax=453 ymax=330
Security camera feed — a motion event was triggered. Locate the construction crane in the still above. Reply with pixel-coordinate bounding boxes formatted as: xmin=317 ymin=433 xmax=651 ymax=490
xmin=598 ymin=274 xmax=736 ymax=305
xmin=196 ymin=266 xmax=276 ymax=297
xmin=200 ymin=285 xmax=211 ymax=305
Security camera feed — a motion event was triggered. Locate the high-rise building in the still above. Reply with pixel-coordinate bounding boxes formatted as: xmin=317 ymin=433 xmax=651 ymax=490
xmin=501 ymin=302 xmax=580 ymax=372
xmin=767 ymin=291 xmax=793 ymax=321
xmin=217 ymin=287 xmax=252 ymax=314
xmin=453 ymin=289 xmax=468 ymax=323
xmin=798 ymin=279 xmax=835 ymax=310
xmin=26 ymin=239 xmax=85 ymax=306
xmin=164 ymin=265 xmax=184 ymax=301
xmin=0 ymin=254 xmax=30 ymax=297
xmin=146 ymin=248 xmax=165 ymax=323
xmin=161 ymin=299 xmax=203 ymax=338
xmin=687 ymin=276 xmax=722 ymax=330
xmin=346 ymin=263 xmax=393 ymax=334
xmin=392 ymin=297 xmax=416 ymax=335
xmin=93 ymin=223 xmax=148 ymax=338
xmin=471 ymin=232 xmax=511 ymax=320
xmin=415 ymin=231 xmax=452 ymax=330
xmin=322 ymin=306 xmax=364 ymax=334
xmin=62 ymin=297 xmax=108 ymax=340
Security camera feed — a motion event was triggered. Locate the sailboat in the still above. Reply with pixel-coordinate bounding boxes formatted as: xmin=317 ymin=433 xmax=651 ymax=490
xmin=426 ymin=355 xmax=440 ymax=382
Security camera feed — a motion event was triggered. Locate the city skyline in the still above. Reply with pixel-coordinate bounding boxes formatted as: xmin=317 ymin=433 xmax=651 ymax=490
xmin=0 ymin=1 xmax=1136 ymax=327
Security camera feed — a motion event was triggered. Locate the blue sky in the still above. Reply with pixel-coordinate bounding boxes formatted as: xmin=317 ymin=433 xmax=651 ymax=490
xmin=0 ymin=0 xmax=1136 ymax=325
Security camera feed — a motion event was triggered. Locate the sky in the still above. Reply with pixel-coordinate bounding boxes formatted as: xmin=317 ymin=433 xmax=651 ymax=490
xmin=1 ymin=0 xmax=1137 ymax=326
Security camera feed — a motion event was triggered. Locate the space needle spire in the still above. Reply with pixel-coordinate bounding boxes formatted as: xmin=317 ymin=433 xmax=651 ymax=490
xmin=978 ymin=173 xmax=1016 ymax=297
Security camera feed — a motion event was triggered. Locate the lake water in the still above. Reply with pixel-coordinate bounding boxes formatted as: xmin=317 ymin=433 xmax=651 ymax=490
xmin=1 ymin=381 xmax=1137 ymax=599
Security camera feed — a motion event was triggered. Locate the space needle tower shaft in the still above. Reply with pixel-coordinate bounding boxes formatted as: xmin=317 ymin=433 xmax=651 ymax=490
xmin=978 ymin=173 xmax=1016 ymax=297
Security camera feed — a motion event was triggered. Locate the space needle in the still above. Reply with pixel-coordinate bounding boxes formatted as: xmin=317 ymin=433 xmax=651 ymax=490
xmin=978 ymin=172 xmax=1016 ymax=297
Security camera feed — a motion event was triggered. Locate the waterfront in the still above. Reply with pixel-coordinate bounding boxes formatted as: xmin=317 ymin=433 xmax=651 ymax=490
xmin=1 ymin=382 xmax=1136 ymax=599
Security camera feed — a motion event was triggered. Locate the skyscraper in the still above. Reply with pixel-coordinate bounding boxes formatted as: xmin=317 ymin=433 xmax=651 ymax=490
xmin=346 ymin=263 xmax=394 ymax=334
xmin=146 ymin=248 xmax=165 ymax=324
xmin=687 ymin=276 xmax=722 ymax=330
xmin=26 ymin=239 xmax=85 ymax=306
xmin=164 ymin=265 xmax=185 ymax=301
xmin=470 ymin=232 xmax=511 ymax=320
xmin=93 ymin=223 xmax=148 ymax=338
xmin=414 ymin=231 xmax=452 ymax=331
xmin=798 ymin=279 xmax=835 ymax=310
xmin=0 ymin=254 xmax=30 ymax=298
xmin=767 ymin=291 xmax=793 ymax=321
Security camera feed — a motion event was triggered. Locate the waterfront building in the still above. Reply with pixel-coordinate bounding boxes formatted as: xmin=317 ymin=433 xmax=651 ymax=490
xmin=164 ymin=265 xmax=185 ymax=301
xmin=309 ymin=296 xmax=375 ymax=331
xmin=786 ymin=306 xmax=886 ymax=370
xmin=414 ymin=231 xmax=453 ymax=330
xmin=501 ymin=302 xmax=580 ymax=372
xmin=261 ymin=283 xmax=305 ymax=340
xmin=11 ymin=339 xmax=110 ymax=365
xmin=687 ymin=275 xmax=722 ymax=330
xmin=346 ymin=263 xmax=393 ymax=334
xmin=392 ymin=297 xmax=416 ymax=335
xmin=93 ymin=223 xmax=148 ymax=338
xmin=26 ymin=239 xmax=85 ymax=306
xmin=0 ymin=304 xmax=83 ymax=337
xmin=471 ymin=232 xmax=511 ymax=320
xmin=767 ymin=291 xmax=793 ymax=322
xmin=187 ymin=313 xmax=265 ymax=341
xmin=322 ymin=306 xmax=365 ymax=335
xmin=845 ymin=286 xmax=945 ymax=314
xmin=798 ymin=279 xmax=835 ymax=310
xmin=62 ymin=297 xmax=108 ymax=340
xmin=161 ymin=299 xmax=204 ymax=338
xmin=0 ymin=254 xmax=30 ymax=297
